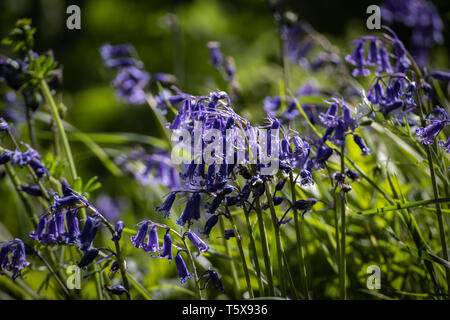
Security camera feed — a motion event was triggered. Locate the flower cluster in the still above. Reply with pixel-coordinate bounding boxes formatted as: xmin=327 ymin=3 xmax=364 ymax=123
xmin=0 ymin=239 xmax=30 ymax=280
xmin=381 ymin=0 xmax=443 ymax=65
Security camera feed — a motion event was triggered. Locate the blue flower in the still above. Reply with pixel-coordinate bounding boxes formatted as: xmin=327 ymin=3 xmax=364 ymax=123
xmin=77 ymin=248 xmax=99 ymax=268
xmin=377 ymin=44 xmax=393 ymax=74
xmin=144 ymin=225 xmax=161 ymax=253
xmin=0 ymin=239 xmax=30 ymax=280
xmin=29 ymin=214 xmax=48 ymax=242
xmin=353 ymin=134 xmax=371 ymax=156
xmin=185 ymin=231 xmax=209 ymax=258
xmin=203 ymin=215 xmax=219 ymax=236
xmin=78 ymin=217 xmax=100 ymax=251
xmin=224 ymin=229 xmax=235 ymax=240
xmin=207 ymin=42 xmax=223 ymax=70
xmin=112 ymin=220 xmax=125 ymax=242
xmin=319 ymin=103 xmax=339 ymax=127
xmin=175 ymin=253 xmax=192 ymax=284
xmin=201 ymin=270 xmax=225 ymax=293
xmin=112 ymin=66 xmax=150 ymax=105
xmin=17 ymin=185 xmax=43 ymax=197
xmin=157 ymin=230 xmax=173 ymax=261
xmin=431 ymin=71 xmax=450 ymax=82
xmin=65 ymin=208 xmax=80 ymax=244
xmin=416 ymin=108 xmax=449 ymax=145
xmin=131 ymin=222 xmax=149 ymax=249
xmin=177 ymin=193 xmax=201 ymax=227
xmin=367 ymin=40 xmax=380 ymax=66
xmin=345 ymin=40 xmax=370 ymax=77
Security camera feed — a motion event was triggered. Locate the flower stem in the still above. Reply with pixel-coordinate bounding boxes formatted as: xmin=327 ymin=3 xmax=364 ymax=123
xmin=339 ymin=143 xmax=347 ymax=300
xmin=182 ymin=237 xmax=203 ymax=300
xmin=227 ymin=207 xmax=254 ymax=298
xmin=40 ymin=80 xmax=78 ymax=181
xmin=254 ymin=197 xmax=275 ymax=296
xmin=264 ymin=181 xmax=286 ymax=297
xmin=289 ymin=172 xmax=309 ymax=299
xmin=219 ymin=215 xmax=240 ymax=298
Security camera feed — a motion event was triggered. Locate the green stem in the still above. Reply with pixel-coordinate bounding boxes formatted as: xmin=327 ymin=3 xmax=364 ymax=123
xmin=40 ymin=80 xmax=77 ymax=181
xmin=182 ymin=237 xmax=203 ymax=300
xmin=219 ymin=215 xmax=240 ymax=298
xmin=254 ymin=197 xmax=274 ymax=296
xmin=25 ymin=107 xmax=38 ymax=150
xmin=339 ymin=143 xmax=347 ymax=300
xmin=227 ymin=207 xmax=254 ymax=298
xmin=264 ymin=181 xmax=286 ymax=297
xmin=289 ymin=172 xmax=310 ymax=299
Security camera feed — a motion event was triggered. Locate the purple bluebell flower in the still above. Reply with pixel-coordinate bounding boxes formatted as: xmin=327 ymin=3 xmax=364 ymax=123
xmin=177 ymin=193 xmax=201 ymax=227
xmin=78 ymin=217 xmax=100 ymax=251
xmin=157 ymin=230 xmax=173 ymax=261
xmin=64 ymin=208 xmax=80 ymax=244
xmin=95 ymin=195 xmax=120 ymax=222
xmin=0 ymin=118 xmax=9 ymax=131
xmin=439 ymin=137 xmax=450 ymax=153
xmin=224 ymin=229 xmax=235 ymax=240
xmin=28 ymin=157 xmax=49 ymax=179
xmin=393 ymin=40 xmax=410 ymax=72
xmin=29 ymin=214 xmax=48 ymax=242
xmin=299 ymin=169 xmax=313 ymax=186
xmin=77 ymin=248 xmax=99 ymax=268
xmin=185 ymin=231 xmax=209 ymax=258
xmin=331 ymin=120 xmax=346 ymax=145
xmin=105 ymin=285 xmax=130 ymax=298
xmin=319 ymin=103 xmax=339 ymax=127
xmin=143 ymin=225 xmax=161 ymax=253
xmin=201 ymin=270 xmax=225 ymax=293
xmin=17 ymin=185 xmax=43 ymax=197
xmin=314 ymin=144 xmax=333 ymax=169
xmin=224 ymin=56 xmax=236 ymax=82
xmin=380 ymin=100 xmax=404 ymax=116
xmin=175 ymin=253 xmax=192 ymax=284
xmin=376 ymin=43 xmax=393 ymax=74
xmin=353 ymin=134 xmax=371 ymax=156
xmin=431 ymin=71 xmax=450 ymax=82
xmin=203 ymin=215 xmax=219 ymax=236
xmin=112 ymin=66 xmax=150 ymax=105
xmin=131 ymin=222 xmax=149 ymax=249
xmin=416 ymin=108 xmax=449 ymax=145
xmin=367 ymin=40 xmax=379 ymax=66
xmin=343 ymin=105 xmax=357 ymax=131
xmin=346 ymin=40 xmax=370 ymax=77
xmin=152 ymin=73 xmax=177 ymax=84
xmin=112 ymin=220 xmax=125 ymax=242
xmin=207 ymin=42 xmax=223 ymax=70
xmin=345 ymin=169 xmax=360 ymax=181
xmin=0 ymin=152 xmax=12 ymax=165
xmin=0 ymin=239 xmax=30 ymax=280
xmin=293 ymin=198 xmax=317 ymax=211
xmin=100 ymin=44 xmax=135 ymax=61
xmin=52 ymin=195 xmax=87 ymax=212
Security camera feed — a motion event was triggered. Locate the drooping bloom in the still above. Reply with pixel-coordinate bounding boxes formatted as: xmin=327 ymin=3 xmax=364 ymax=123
xmin=353 ymin=134 xmax=371 ymax=156
xmin=143 ymin=225 xmax=161 ymax=253
xmin=224 ymin=229 xmax=235 ymax=240
xmin=175 ymin=253 xmax=192 ymax=284
xmin=439 ymin=137 xmax=450 ymax=153
xmin=77 ymin=248 xmax=99 ymax=268
xmin=207 ymin=42 xmax=223 ymax=70
xmin=203 ymin=215 xmax=219 ymax=236
xmin=177 ymin=193 xmax=201 ymax=227
xmin=345 ymin=40 xmax=370 ymax=77
xmin=78 ymin=217 xmax=100 ymax=251
xmin=416 ymin=108 xmax=449 ymax=145
xmin=201 ymin=270 xmax=225 ymax=293
xmin=0 ymin=239 xmax=30 ymax=280
xmin=431 ymin=71 xmax=450 ymax=82
xmin=185 ymin=231 xmax=209 ymax=258
xmin=64 ymin=208 xmax=80 ymax=244
xmin=157 ymin=230 xmax=173 ymax=261
xmin=130 ymin=222 xmax=149 ymax=249
xmin=29 ymin=214 xmax=48 ymax=242
xmin=155 ymin=193 xmax=177 ymax=218
xmin=112 ymin=220 xmax=125 ymax=242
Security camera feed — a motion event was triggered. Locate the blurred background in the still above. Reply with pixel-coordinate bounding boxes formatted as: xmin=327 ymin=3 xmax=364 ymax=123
xmin=1 ymin=0 xmax=450 ymax=299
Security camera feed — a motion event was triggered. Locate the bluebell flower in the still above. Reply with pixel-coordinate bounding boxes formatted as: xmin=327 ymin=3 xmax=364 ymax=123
xmin=367 ymin=40 xmax=379 ymax=66
xmin=64 ymin=208 xmax=80 ymax=244
xmin=131 ymin=222 xmax=149 ymax=249
xmin=331 ymin=120 xmax=346 ymax=145
xmin=314 ymin=144 xmax=333 ymax=169
xmin=152 ymin=73 xmax=177 ymax=85
xmin=105 ymin=285 xmax=130 ymax=298
xmin=0 ymin=239 xmax=30 ymax=280
xmin=342 ymin=104 xmax=357 ymax=131
xmin=353 ymin=134 xmax=371 ymax=156
xmin=201 ymin=270 xmax=225 ymax=293
xmin=416 ymin=108 xmax=449 ymax=145
xmin=177 ymin=193 xmax=201 ymax=227
xmin=431 ymin=71 xmax=450 ymax=82
xmin=203 ymin=215 xmax=219 ymax=236
xmin=207 ymin=42 xmax=223 ymax=70
xmin=111 ymin=220 xmax=125 ymax=242
xmin=51 ymin=195 xmax=87 ymax=212
xmin=439 ymin=137 xmax=450 ymax=153
xmin=100 ymin=44 xmax=135 ymax=61
xmin=319 ymin=103 xmax=339 ymax=127
xmin=144 ymin=225 xmax=161 ymax=253
xmin=345 ymin=40 xmax=370 ymax=77
xmin=0 ymin=152 xmax=12 ymax=165
xmin=393 ymin=40 xmax=410 ymax=72
xmin=345 ymin=169 xmax=360 ymax=181
xmin=17 ymin=185 xmax=43 ymax=197
xmin=78 ymin=217 xmax=100 ymax=251
xmin=376 ymin=43 xmax=393 ymax=74
xmin=0 ymin=118 xmax=9 ymax=131
xmin=292 ymin=198 xmax=317 ymax=210
xmin=77 ymin=248 xmax=99 ymax=268
xmin=224 ymin=229 xmax=235 ymax=240
xmin=175 ymin=253 xmax=192 ymax=284
xmin=185 ymin=231 xmax=209 ymax=258
xmin=299 ymin=169 xmax=313 ymax=186
xmin=157 ymin=230 xmax=173 ymax=261
xmin=155 ymin=194 xmax=177 ymax=220
xmin=29 ymin=214 xmax=48 ymax=242
xmin=112 ymin=66 xmax=150 ymax=105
